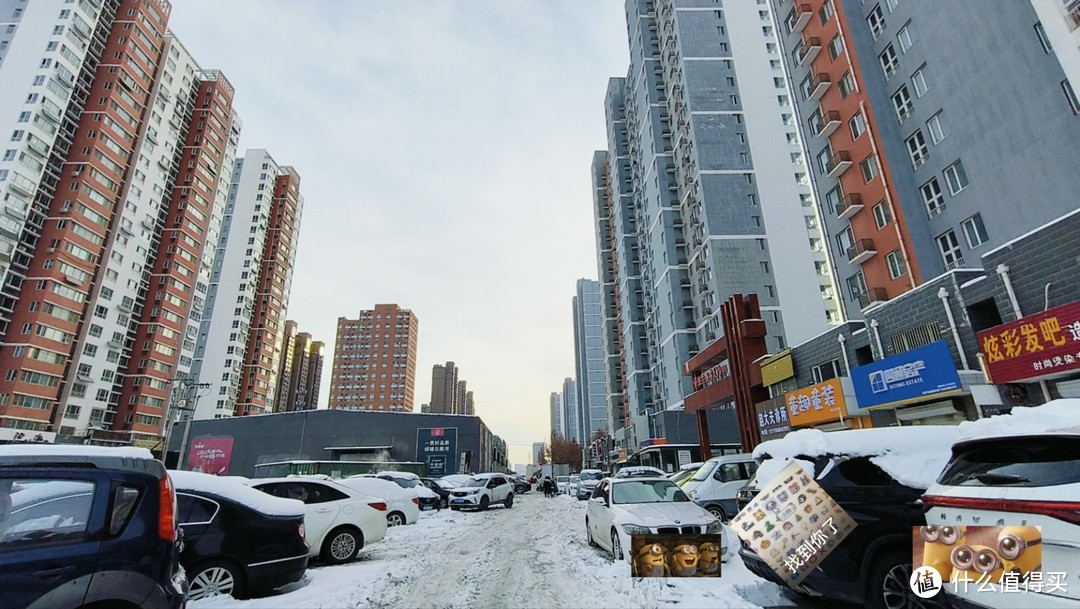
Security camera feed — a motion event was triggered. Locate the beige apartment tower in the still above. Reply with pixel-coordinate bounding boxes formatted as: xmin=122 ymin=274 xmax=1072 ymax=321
xmin=329 ymin=304 xmax=418 ymax=411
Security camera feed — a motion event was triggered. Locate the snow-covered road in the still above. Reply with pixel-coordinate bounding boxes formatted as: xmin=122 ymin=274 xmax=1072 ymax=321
xmin=190 ymin=492 xmax=808 ymax=609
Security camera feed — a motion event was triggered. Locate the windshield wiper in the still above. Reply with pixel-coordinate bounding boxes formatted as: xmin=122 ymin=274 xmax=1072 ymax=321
xmin=973 ymin=473 xmax=1030 ymax=485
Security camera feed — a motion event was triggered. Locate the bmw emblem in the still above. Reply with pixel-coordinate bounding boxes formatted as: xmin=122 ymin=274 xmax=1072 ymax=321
xmin=674 ymin=520 xmax=681 ymax=524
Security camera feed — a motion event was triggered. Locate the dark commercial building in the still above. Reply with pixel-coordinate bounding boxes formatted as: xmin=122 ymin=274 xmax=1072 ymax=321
xmin=167 ymin=409 xmax=509 ymax=477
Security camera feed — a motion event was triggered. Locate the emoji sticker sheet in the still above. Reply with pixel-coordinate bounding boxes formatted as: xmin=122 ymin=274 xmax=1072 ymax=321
xmin=731 ymin=460 xmax=857 ymax=588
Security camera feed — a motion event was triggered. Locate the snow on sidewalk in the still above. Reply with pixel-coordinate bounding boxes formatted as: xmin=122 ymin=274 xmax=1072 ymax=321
xmin=190 ymin=492 xmax=793 ymax=609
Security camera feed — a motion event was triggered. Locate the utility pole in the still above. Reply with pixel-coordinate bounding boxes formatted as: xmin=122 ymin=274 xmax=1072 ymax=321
xmin=176 ymin=382 xmax=212 ymax=470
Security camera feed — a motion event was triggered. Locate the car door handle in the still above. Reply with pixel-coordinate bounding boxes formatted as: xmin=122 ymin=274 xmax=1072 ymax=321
xmin=316 ymin=508 xmax=334 ymax=513
xmin=34 ymin=566 xmax=75 ymax=579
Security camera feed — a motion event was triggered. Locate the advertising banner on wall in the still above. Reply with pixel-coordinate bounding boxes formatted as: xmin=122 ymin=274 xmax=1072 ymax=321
xmin=977 ymin=300 xmax=1080 ymax=384
xmin=755 ymin=398 xmax=791 ymax=439
xmin=416 ymin=427 xmax=458 ymax=476
xmin=851 ymin=341 xmax=961 ymax=410
xmin=784 ymin=378 xmax=847 ymax=427
xmin=188 ymin=437 xmax=234 ymax=475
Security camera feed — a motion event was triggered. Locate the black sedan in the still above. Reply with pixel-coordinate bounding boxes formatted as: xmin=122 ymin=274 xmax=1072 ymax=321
xmin=176 ymin=488 xmax=309 ymax=600
xmin=419 ymin=477 xmax=457 ymax=509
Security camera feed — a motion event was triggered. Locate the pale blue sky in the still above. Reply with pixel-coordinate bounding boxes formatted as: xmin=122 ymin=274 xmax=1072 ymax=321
xmin=168 ymin=1 xmax=630 ymax=465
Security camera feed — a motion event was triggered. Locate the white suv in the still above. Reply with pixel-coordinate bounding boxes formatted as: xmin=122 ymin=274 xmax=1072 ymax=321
xmin=448 ymin=473 xmax=514 ymax=511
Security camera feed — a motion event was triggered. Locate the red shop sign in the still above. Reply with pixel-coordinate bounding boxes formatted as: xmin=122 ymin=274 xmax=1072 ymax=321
xmin=977 ymin=300 xmax=1080 ymax=384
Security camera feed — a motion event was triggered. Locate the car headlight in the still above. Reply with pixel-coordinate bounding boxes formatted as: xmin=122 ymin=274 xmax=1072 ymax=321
xmin=706 ymin=520 xmax=723 ymax=534
xmin=622 ymin=524 xmax=652 ymax=536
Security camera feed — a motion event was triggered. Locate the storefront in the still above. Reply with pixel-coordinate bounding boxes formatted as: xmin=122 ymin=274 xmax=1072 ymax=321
xmin=978 ymin=299 xmax=1080 ymax=400
xmin=849 ymin=340 xmax=968 ymax=426
xmin=784 ymin=377 xmax=872 ymax=431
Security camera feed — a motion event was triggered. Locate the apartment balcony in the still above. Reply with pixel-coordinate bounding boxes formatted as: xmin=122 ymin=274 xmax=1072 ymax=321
xmin=806 ymin=73 xmax=830 ymax=101
xmin=825 ymin=151 xmax=852 ymax=178
xmin=847 ymin=239 xmax=877 ymax=265
xmin=858 ymin=287 xmax=889 ymax=309
xmin=812 ymin=111 xmax=841 ymax=138
xmin=836 ymin=193 xmax=864 ymax=220
xmin=799 ymin=37 xmax=821 ymax=66
xmin=793 ymin=5 xmax=812 ymax=33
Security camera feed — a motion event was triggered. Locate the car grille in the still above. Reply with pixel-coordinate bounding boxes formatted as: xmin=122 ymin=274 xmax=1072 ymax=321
xmin=656 ymin=526 xmax=701 ymax=535
xmin=452 ymin=491 xmax=469 ymax=497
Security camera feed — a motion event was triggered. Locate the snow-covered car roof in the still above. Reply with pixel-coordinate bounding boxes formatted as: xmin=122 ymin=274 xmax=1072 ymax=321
xmin=608 ymin=475 xmax=673 ymax=484
xmin=614 ymin=466 xmax=667 ymax=478
xmin=0 ymin=445 xmax=155 ymax=459
xmin=170 ymin=470 xmax=305 ymax=517
xmin=951 ymin=398 xmax=1080 ymax=443
xmin=678 ymin=462 xmax=704 ymax=471
xmin=375 ymin=471 xmax=420 ymax=480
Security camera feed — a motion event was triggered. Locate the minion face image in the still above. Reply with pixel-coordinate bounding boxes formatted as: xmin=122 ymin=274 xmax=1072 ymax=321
xmin=997 ymin=526 xmax=1041 ymax=578
xmin=667 ymin=543 xmax=699 ymax=577
xmin=919 ymin=525 xmax=966 ymax=581
xmin=950 ymin=544 xmax=1004 ymax=584
xmin=634 ymin=543 xmax=668 ymax=577
xmin=697 ymin=542 xmax=721 ymax=576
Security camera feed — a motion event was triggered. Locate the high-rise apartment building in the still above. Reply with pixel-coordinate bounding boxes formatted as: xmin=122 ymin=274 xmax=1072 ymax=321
xmin=191 ymin=149 xmax=303 ymax=419
xmin=1030 ymin=0 xmax=1080 ymax=101
xmin=463 ymin=390 xmax=474 ymax=416
xmin=272 ymin=320 xmax=323 ymax=412
xmin=595 ymin=0 xmax=839 ymax=448
xmin=0 ymin=0 xmax=246 ymax=445
xmin=560 ymin=377 xmax=579 ymax=443
xmin=549 ymin=391 xmax=563 ymax=438
xmin=771 ymin=0 xmax=1080 ymax=317
xmin=428 ymin=361 xmax=458 ymax=414
xmin=573 ymin=279 xmax=607 ymax=440
xmin=329 ymin=304 xmax=418 ymax=411
xmin=591 ymin=152 xmax=628 ymax=438
xmin=532 ymin=441 xmax=546 ymax=466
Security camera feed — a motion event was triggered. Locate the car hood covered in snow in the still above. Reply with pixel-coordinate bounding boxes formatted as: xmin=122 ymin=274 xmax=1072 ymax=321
xmin=612 ymin=501 xmax=715 ymax=527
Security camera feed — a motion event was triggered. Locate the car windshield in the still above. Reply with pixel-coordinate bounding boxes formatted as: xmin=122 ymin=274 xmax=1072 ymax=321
xmin=557 ymin=476 xmax=569 ymax=483
xmin=611 ymin=480 xmax=690 ymax=505
xmin=580 ymin=471 xmax=603 ymax=481
xmin=462 ymin=478 xmax=487 ymax=488
xmin=388 ymin=478 xmax=419 ymax=488
xmin=670 ymin=469 xmax=695 ymax=485
xmin=689 ymin=462 xmax=716 ymax=482
xmin=937 ymin=437 xmax=1080 ymax=488
xmin=434 ymin=480 xmax=456 ymax=489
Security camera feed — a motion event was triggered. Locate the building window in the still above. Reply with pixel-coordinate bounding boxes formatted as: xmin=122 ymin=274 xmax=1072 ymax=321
xmin=847 ymin=271 xmax=868 ymax=300
xmin=912 ymin=66 xmax=929 ymax=97
xmin=873 ymin=201 xmax=892 ymax=228
xmin=839 ymin=72 xmax=856 ymax=99
xmin=812 ymin=360 xmax=842 ymax=383
xmin=937 ymin=230 xmax=964 ymax=269
xmin=943 ymin=160 xmax=969 ymax=195
xmin=921 ymin=178 xmax=945 ymax=217
xmin=886 ymin=250 xmax=907 ymax=279
xmin=816 ymin=146 xmax=833 ymax=176
xmin=1034 ymin=23 xmax=1053 ymax=53
xmin=897 ymin=24 xmax=912 ymax=52
xmin=879 ymin=44 xmax=899 ymax=79
xmin=867 ymin=5 xmax=885 ymax=39
xmin=892 ymin=85 xmax=913 ymax=122
xmin=818 ymin=0 xmax=834 ymax=25
xmin=828 ymin=35 xmax=844 ymax=60
xmin=849 ymin=111 xmax=866 ymax=139
xmin=836 ymin=226 xmax=855 ymax=256
xmin=962 ymin=213 xmax=989 ymax=248
xmin=927 ymin=112 xmax=948 ymax=144
xmin=905 ymin=129 xmax=928 ymax=168
xmin=825 ymin=185 xmax=843 ymax=215
xmin=886 ymin=0 xmax=899 ymax=11
xmin=1063 ymin=80 xmax=1080 ymax=115
xmin=860 ymin=154 xmax=879 ymax=183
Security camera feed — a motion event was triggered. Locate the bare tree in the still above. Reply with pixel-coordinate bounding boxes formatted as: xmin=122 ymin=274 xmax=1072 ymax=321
xmin=550 ymin=432 xmax=583 ymax=471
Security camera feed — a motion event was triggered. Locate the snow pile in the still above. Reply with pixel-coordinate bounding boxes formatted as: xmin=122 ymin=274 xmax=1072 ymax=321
xmin=953 ymin=398 xmax=1080 ymax=441
xmin=0 ymin=445 xmax=154 ymax=460
xmin=376 ymin=471 xmax=419 ymax=480
xmin=753 ymin=425 xmax=963 ymax=489
xmin=169 ymin=470 xmax=304 ymax=517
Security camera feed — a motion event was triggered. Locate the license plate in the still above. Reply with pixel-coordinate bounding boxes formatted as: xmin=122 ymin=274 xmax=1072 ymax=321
xmin=422 ymin=505 xmax=433 ymax=511
xmin=452 ymin=498 xmax=464 ymax=503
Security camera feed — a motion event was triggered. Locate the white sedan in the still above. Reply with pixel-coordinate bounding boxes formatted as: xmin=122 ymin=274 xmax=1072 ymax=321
xmin=247 ymin=477 xmax=388 ymax=564
xmin=585 ymin=476 xmax=728 ymax=563
xmin=338 ymin=476 xmax=421 ymax=526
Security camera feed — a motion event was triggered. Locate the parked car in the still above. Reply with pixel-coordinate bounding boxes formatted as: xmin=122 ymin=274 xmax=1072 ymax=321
xmin=372 ymin=472 xmax=440 ymax=511
xmin=337 ymin=476 xmax=421 ymax=526
xmin=0 ymin=446 xmax=186 ymax=609
xmin=680 ymin=454 xmax=757 ymax=522
xmin=448 ymin=473 xmax=514 ymax=510
xmin=737 ymin=426 xmax=962 ymax=609
xmin=248 ymin=477 xmax=387 ymax=564
xmin=585 ymin=476 xmax=727 ymax=563
xmin=576 ymin=469 xmax=604 ymax=500
xmin=668 ymin=462 xmax=704 ymax=487
xmin=556 ymin=475 xmax=570 ymax=494
xmin=170 ymin=470 xmax=308 ymax=600
xmin=441 ymin=474 xmax=474 ymax=487
xmin=922 ymin=399 xmax=1080 ymax=609
xmin=569 ymin=474 xmax=580 ymax=497
xmin=420 ymin=477 xmax=457 ymax=509
xmin=511 ymin=476 xmax=531 ymax=494
xmin=613 ymin=466 xmax=667 ymax=478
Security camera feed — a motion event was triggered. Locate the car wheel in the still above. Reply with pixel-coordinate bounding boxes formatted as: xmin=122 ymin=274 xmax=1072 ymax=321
xmin=321 ymin=526 xmax=362 ymax=564
xmin=706 ymin=505 xmax=727 ymax=522
xmin=387 ymin=512 xmax=406 ymax=527
xmin=479 ymin=495 xmax=490 ymax=511
xmin=441 ymin=497 xmax=449 ymax=509
xmin=505 ymin=493 xmax=514 ymax=508
xmin=610 ymin=528 xmax=623 ymax=562
xmin=188 ymin=559 xmax=244 ymax=601
xmin=868 ymin=549 xmax=940 ymax=609
xmin=586 ymin=519 xmax=596 ymax=547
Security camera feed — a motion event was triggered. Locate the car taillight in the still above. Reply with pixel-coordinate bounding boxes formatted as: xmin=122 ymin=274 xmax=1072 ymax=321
xmin=368 ymin=502 xmax=388 ymax=511
xmin=412 ymin=497 xmax=419 ymax=505
xmin=923 ymin=495 xmax=1080 ymax=526
xmin=298 ymin=522 xmax=306 ymax=538
xmin=159 ymin=474 xmax=177 ymax=541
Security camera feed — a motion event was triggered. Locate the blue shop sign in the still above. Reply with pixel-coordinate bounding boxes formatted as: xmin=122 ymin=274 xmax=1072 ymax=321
xmin=851 ymin=340 xmax=962 ymax=410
